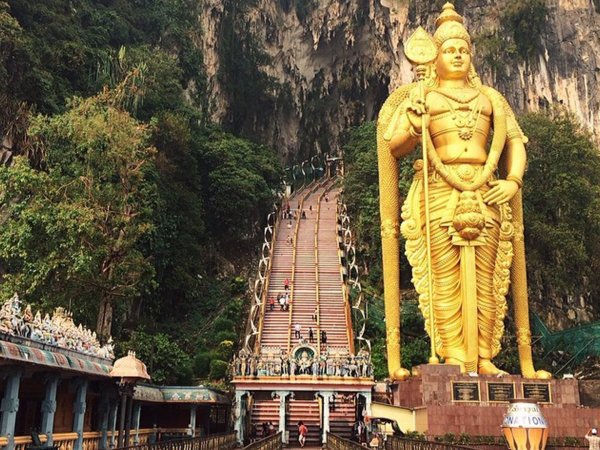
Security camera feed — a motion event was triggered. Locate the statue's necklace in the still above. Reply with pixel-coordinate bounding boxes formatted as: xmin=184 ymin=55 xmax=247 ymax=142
xmin=437 ymin=92 xmax=482 ymax=141
xmin=434 ymin=88 xmax=480 ymax=104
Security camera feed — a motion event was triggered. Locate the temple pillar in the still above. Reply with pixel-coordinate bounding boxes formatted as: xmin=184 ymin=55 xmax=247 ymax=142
xmin=363 ymin=391 xmax=372 ymax=416
xmin=108 ymin=401 xmax=118 ymax=448
xmin=233 ymin=390 xmax=247 ymax=445
xmin=72 ymin=379 xmax=88 ymax=450
xmin=40 ymin=375 xmax=61 ymax=446
xmin=273 ymin=391 xmax=289 ymax=444
xmin=189 ymin=405 xmax=197 ymax=437
xmin=0 ymin=369 xmax=23 ymax=450
xmin=320 ymin=391 xmax=334 ymax=444
xmin=132 ymin=402 xmax=141 ymax=444
xmin=97 ymin=395 xmax=110 ymax=450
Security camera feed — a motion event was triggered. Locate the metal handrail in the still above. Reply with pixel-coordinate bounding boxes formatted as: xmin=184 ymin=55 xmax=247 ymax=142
xmin=327 ymin=433 xmax=365 ymax=449
xmin=243 ymin=432 xmax=282 ymax=450
xmin=385 ymin=436 xmax=477 ymax=450
xmin=112 ymin=432 xmax=237 ymax=450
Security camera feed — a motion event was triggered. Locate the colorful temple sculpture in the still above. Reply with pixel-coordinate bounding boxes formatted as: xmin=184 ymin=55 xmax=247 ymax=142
xmin=0 ymin=295 xmax=230 ymax=450
xmin=233 ymin=176 xmax=374 ymax=446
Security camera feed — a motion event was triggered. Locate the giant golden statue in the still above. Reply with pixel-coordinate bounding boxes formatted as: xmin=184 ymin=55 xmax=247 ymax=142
xmin=378 ymin=3 xmax=551 ymax=380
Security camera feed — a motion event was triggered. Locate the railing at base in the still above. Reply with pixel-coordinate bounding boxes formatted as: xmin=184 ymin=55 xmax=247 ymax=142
xmin=243 ymin=432 xmax=282 ymax=450
xmin=112 ymin=432 xmax=236 ymax=450
xmin=327 ymin=434 xmax=364 ymax=450
xmin=385 ymin=437 xmax=476 ymax=450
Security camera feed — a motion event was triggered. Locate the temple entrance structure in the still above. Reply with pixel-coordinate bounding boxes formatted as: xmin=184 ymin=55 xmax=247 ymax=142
xmin=232 ymin=177 xmax=374 ymax=446
xmin=0 ymin=296 xmax=230 ymax=450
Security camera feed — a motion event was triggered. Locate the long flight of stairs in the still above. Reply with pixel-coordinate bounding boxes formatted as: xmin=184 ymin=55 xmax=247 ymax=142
xmin=239 ymin=178 xmax=369 ymax=446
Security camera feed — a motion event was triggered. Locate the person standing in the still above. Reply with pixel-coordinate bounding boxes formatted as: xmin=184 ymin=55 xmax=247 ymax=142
xmin=308 ymin=327 xmax=314 ymax=343
xmin=294 ymin=323 xmax=302 ymax=339
xmin=321 ymin=330 xmax=327 ymax=344
xmin=297 ymin=421 xmax=308 ymax=448
xmin=269 ymin=296 xmax=275 ymax=311
xmin=284 ymin=278 xmax=290 ymax=290
xmin=586 ymin=429 xmax=600 ymax=450
xmin=312 ymin=308 xmax=318 ymax=322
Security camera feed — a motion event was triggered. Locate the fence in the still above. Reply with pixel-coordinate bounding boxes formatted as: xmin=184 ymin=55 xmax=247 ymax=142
xmin=326 ymin=434 xmax=365 ymax=450
xmin=243 ymin=433 xmax=282 ymax=450
xmin=385 ymin=437 xmax=476 ymax=450
xmin=111 ymin=433 xmax=237 ymax=450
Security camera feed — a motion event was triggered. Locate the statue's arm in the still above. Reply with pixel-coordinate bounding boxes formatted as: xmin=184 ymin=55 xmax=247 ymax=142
xmin=388 ymin=110 xmax=420 ymax=159
xmin=503 ymin=135 xmax=526 ymax=186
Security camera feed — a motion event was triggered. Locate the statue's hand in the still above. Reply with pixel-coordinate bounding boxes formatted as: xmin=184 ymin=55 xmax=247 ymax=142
xmin=483 ymin=180 xmax=520 ymax=205
xmin=407 ymin=97 xmax=429 ymax=133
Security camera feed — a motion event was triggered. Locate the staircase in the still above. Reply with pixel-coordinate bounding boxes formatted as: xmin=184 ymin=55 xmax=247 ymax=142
xmin=250 ymin=397 xmax=280 ymax=439
xmin=286 ymin=398 xmax=321 ymax=446
xmin=317 ymin=187 xmax=349 ymax=348
xmin=236 ymin=178 xmax=370 ymax=447
xmin=329 ymin=395 xmax=355 ymax=440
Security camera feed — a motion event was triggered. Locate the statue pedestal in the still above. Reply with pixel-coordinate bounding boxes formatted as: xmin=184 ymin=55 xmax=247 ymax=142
xmin=388 ymin=364 xmax=597 ymax=438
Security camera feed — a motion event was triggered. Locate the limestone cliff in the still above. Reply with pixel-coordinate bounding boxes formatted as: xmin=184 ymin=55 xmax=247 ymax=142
xmin=198 ymin=0 xmax=600 ymax=330
xmin=199 ymin=0 xmax=600 ymax=162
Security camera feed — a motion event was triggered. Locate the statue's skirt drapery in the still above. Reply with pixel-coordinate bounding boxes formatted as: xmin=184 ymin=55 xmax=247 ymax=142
xmin=401 ymin=163 xmax=514 ymax=372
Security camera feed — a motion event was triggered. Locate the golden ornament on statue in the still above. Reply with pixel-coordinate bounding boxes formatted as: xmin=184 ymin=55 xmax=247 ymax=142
xmin=377 ymin=2 xmax=552 ymax=380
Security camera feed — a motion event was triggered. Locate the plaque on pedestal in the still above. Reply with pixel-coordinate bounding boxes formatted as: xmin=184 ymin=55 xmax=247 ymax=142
xmin=522 ymin=383 xmax=551 ymax=403
xmin=451 ymin=381 xmax=480 ymax=402
xmin=487 ymin=382 xmax=515 ymax=402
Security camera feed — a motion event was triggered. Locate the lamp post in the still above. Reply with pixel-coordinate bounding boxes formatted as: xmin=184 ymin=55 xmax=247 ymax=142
xmin=502 ymin=399 xmax=548 ymax=450
xmin=109 ymin=351 xmax=151 ymax=449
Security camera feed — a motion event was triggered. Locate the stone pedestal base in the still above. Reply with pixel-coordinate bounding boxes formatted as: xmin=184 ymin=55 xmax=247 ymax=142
xmin=390 ymin=364 xmax=597 ymax=438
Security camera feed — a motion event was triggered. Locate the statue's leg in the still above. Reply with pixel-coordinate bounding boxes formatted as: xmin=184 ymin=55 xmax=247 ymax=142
xmin=476 ymin=222 xmax=507 ymax=375
xmin=429 ymin=217 xmax=465 ymax=367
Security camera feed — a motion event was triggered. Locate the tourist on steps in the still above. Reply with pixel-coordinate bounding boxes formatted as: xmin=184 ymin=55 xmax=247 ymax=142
xmin=285 ymin=293 xmax=290 ymax=311
xmin=312 ymin=308 xmax=317 ymax=322
xmin=297 ymin=421 xmax=308 ymax=448
xmin=294 ymin=323 xmax=302 ymax=339
xmin=278 ymin=294 xmax=285 ymax=310
xmin=308 ymin=327 xmax=314 ymax=343
xmin=284 ymin=278 xmax=290 ymax=290
xmin=269 ymin=296 xmax=275 ymax=311
xmin=321 ymin=330 xmax=327 ymax=344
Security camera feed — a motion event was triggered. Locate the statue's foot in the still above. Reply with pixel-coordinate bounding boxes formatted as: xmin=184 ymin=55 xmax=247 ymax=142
xmin=479 ymin=359 xmax=508 ymax=376
xmin=445 ymin=357 xmax=466 ymax=373
xmin=392 ymin=367 xmax=411 ymax=381
xmin=529 ymin=369 xmax=552 ymax=379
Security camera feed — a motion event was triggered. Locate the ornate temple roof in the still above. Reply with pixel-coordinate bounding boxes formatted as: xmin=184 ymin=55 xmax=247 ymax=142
xmin=0 ymin=335 xmax=112 ymax=376
xmin=134 ymin=384 xmax=230 ymax=404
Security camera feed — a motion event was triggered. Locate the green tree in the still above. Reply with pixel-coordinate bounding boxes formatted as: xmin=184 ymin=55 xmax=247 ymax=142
xmin=0 ymin=83 xmax=157 ymax=342
xmin=119 ymin=330 xmax=193 ymax=385
xmin=520 ymin=111 xmax=600 ymax=305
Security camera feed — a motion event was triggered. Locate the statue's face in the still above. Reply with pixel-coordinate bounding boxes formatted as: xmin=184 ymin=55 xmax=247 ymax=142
xmin=436 ymin=38 xmax=471 ymax=80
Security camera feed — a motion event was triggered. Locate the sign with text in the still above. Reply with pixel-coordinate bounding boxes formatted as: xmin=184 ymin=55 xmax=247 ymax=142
xmin=487 ymin=382 xmax=515 ymax=402
xmin=522 ymin=383 xmax=552 ymax=403
xmin=452 ymin=381 xmax=480 ymax=402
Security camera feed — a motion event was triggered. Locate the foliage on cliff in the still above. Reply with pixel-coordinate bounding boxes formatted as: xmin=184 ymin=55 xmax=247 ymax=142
xmin=342 ymin=112 xmax=600 ymax=376
xmin=0 ymin=0 xmax=282 ymax=384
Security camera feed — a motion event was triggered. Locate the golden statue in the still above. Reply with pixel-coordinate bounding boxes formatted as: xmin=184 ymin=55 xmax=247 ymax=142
xmin=377 ymin=3 xmax=551 ymax=380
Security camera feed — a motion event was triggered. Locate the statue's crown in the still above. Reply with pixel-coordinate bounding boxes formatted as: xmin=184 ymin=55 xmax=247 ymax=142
xmin=433 ymin=2 xmax=471 ymax=48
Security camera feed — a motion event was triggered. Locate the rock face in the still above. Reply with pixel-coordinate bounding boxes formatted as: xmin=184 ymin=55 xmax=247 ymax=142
xmin=198 ymin=0 xmax=599 ymax=330
xmin=199 ymin=0 xmax=600 ymax=162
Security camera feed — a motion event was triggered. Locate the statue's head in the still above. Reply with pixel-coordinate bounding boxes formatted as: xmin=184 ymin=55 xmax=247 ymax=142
xmin=431 ymin=3 xmax=477 ymax=84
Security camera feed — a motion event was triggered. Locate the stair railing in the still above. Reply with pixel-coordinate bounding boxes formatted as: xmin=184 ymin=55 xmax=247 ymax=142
xmin=242 ymin=432 xmax=282 ymax=450
xmin=244 ymin=204 xmax=279 ymax=355
xmin=336 ymin=196 xmax=371 ymax=357
xmin=326 ymin=433 xmax=364 ymax=449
